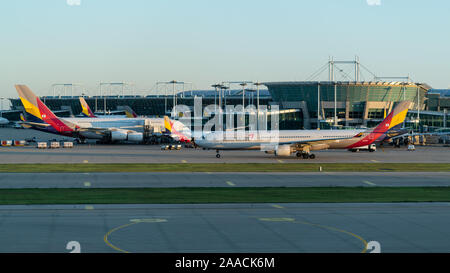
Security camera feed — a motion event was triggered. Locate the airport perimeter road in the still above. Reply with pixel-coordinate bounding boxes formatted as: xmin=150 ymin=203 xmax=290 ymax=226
xmin=0 ymin=203 xmax=449 ymax=253
xmin=1 ymin=172 xmax=450 ymax=188
xmin=0 ymin=144 xmax=450 ymax=164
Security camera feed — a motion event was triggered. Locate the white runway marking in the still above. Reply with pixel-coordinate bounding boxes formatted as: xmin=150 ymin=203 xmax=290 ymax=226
xmin=226 ymin=181 xmax=235 ymax=186
xmin=363 ymin=180 xmax=377 ymax=186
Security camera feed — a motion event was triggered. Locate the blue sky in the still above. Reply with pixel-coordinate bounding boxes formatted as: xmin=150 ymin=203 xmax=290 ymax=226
xmin=1 ymin=0 xmax=449 ymax=100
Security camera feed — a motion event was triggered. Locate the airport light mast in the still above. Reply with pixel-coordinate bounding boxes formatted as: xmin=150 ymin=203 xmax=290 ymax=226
xmin=254 ymin=82 xmax=263 ymax=126
xmin=156 ymin=81 xmax=193 ymax=115
xmin=211 ymin=84 xmax=221 ymax=113
xmin=51 ymin=83 xmax=84 ymax=98
xmin=240 ymin=82 xmax=247 ymax=109
xmin=219 ymin=84 xmax=229 ymax=108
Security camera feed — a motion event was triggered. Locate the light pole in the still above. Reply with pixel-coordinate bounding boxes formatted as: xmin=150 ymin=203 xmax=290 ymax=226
xmin=240 ymin=83 xmax=247 ymax=109
xmin=334 ymin=82 xmax=337 ymax=127
xmin=220 ymin=85 xmax=229 ymax=108
xmin=317 ymin=82 xmax=321 ymax=129
xmin=170 ymin=80 xmax=177 ymax=111
xmin=0 ymin=97 xmax=4 ymax=117
xmin=211 ymin=84 xmax=221 ymax=113
xmin=254 ymin=82 xmax=263 ymax=116
xmin=417 ymin=85 xmax=420 ymax=131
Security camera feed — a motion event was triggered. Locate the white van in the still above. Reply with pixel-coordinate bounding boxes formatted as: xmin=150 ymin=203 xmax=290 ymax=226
xmin=349 ymin=144 xmax=377 ymax=152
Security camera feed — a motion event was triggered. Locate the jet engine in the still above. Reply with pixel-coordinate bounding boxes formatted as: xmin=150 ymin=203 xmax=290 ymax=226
xmin=128 ymin=132 xmax=143 ymax=142
xmin=110 ymin=130 xmax=128 ymax=141
xmin=110 ymin=130 xmax=143 ymax=142
xmin=274 ymin=145 xmax=292 ymax=157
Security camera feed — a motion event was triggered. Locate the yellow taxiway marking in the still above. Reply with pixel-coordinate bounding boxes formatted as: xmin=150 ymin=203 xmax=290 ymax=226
xmin=226 ymin=181 xmax=235 ymax=186
xmin=363 ymin=180 xmax=377 ymax=186
xmin=371 ymin=160 xmax=380 ymax=163
xmin=277 ymin=159 xmax=284 ymax=163
xmin=83 ymin=160 xmax=89 ymax=163
xmin=104 ymin=222 xmax=136 ymax=253
xmin=84 ymin=182 xmax=91 ymax=187
xmin=258 ymin=217 xmax=368 ymax=253
xmin=271 ymin=204 xmax=285 ymax=209
xmin=84 ymin=205 xmax=94 ymax=210
xmin=295 ymin=220 xmax=368 ymax=253
xmin=181 ymin=160 xmax=187 ymax=163
xmin=104 ymin=219 xmax=168 ymax=253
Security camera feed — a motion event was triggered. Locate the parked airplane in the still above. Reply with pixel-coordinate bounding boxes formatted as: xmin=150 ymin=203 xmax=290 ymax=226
xmin=79 ymin=97 xmax=137 ymax=118
xmin=16 ymin=84 xmax=186 ymax=143
xmin=193 ymin=101 xmax=411 ymax=158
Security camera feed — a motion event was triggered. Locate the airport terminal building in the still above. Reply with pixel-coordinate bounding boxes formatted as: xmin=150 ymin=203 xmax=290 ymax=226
xmin=264 ymin=81 xmax=432 ymax=129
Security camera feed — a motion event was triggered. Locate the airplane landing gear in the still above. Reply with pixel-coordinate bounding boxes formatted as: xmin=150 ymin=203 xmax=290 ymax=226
xmin=216 ymin=150 xmax=221 ymax=158
xmin=297 ymin=152 xmax=316 ymax=159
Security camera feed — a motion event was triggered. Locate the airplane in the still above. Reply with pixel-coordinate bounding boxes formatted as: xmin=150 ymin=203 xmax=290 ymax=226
xmin=79 ymin=97 xmax=138 ymax=118
xmin=16 ymin=84 xmax=187 ymax=143
xmin=193 ymin=101 xmax=412 ymax=159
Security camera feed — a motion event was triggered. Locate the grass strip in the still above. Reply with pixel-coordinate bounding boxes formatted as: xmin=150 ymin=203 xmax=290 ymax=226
xmin=0 ymin=163 xmax=449 ymax=173
xmin=0 ymin=187 xmax=450 ymax=205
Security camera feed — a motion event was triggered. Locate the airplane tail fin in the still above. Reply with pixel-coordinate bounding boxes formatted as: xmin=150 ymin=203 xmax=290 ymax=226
xmin=123 ymin=106 xmax=138 ymax=118
xmin=348 ymin=101 xmax=411 ymax=148
xmin=372 ymin=101 xmax=411 ymax=135
xmin=79 ymin=97 xmax=96 ymax=117
xmin=163 ymin=116 xmax=191 ymax=142
xmin=163 ymin=115 xmax=172 ymax=133
xmin=15 ymin=85 xmax=76 ymax=133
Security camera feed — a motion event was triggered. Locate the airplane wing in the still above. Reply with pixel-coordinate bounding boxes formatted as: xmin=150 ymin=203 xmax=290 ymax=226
xmin=74 ymin=126 xmax=142 ymax=136
xmin=18 ymin=121 xmax=52 ymax=129
xmin=276 ymin=136 xmax=353 ymax=146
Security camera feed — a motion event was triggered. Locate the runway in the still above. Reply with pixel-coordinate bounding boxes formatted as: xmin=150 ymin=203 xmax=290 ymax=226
xmin=1 ymin=172 xmax=450 ymax=188
xmin=0 ymin=203 xmax=449 ymax=253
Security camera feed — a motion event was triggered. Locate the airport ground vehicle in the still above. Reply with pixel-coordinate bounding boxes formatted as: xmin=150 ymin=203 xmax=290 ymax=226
xmin=349 ymin=144 xmax=377 ymax=152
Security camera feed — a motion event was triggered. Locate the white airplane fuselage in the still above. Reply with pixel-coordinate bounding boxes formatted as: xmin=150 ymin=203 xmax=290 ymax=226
xmin=195 ymin=129 xmax=365 ymax=150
